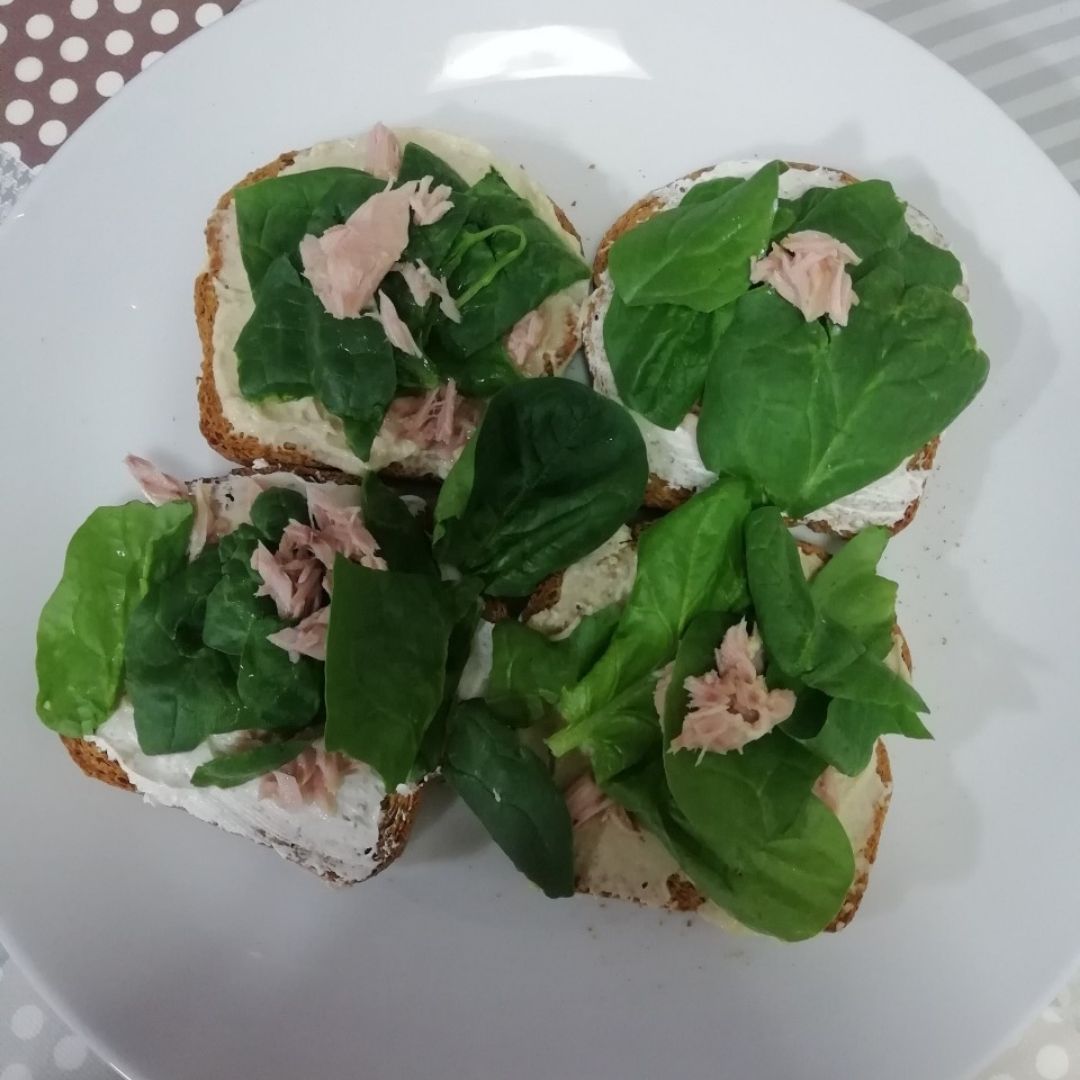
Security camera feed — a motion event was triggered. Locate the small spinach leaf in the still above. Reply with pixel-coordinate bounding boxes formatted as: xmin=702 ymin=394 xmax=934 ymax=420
xmin=603 ymin=291 xmax=735 ymax=429
xmin=236 ymin=617 xmax=322 ymax=731
xmin=250 ymin=488 xmax=309 ymax=545
xmin=203 ymin=525 xmax=273 ymax=656
xmin=191 ymin=739 xmax=310 ymax=789
xmin=607 ymin=161 xmax=778 ymax=312
xmin=444 ymin=700 xmax=574 ymax=898
xmin=360 ymin=473 xmax=436 ymax=575
xmin=783 ymin=179 xmax=909 ymax=258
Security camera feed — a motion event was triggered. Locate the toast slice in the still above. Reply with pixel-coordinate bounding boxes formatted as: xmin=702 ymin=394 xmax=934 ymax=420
xmin=523 ymin=530 xmax=902 ymax=932
xmin=583 ymin=160 xmax=966 ymax=535
xmin=196 ymin=128 xmax=587 ymax=480
xmin=55 ymin=469 xmax=422 ymax=885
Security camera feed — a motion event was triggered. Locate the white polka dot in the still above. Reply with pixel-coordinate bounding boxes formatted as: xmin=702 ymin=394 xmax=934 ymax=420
xmin=140 ymin=49 xmax=162 ymax=69
xmin=1037 ymin=1044 xmax=1070 ymax=1080
xmin=105 ymin=28 xmax=133 ymax=54
xmin=150 ymin=7 xmax=178 ymax=33
xmin=0 ymin=142 xmax=20 ymax=160
xmin=70 ymin=0 xmax=98 ymax=17
xmin=15 ymin=57 xmax=44 ymax=82
xmin=4 ymin=99 xmax=33 ymax=126
xmin=195 ymin=2 xmax=222 ymax=26
xmin=25 ymin=13 xmax=53 ymax=39
xmin=95 ymin=70 xmax=124 ymax=97
xmin=52 ymin=1035 xmax=88 ymax=1072
xmin=0 ymin=1065 xmax=33 ymax=1080
xmin=10 ymin=1005 xmax=44 ymax=1041
xmin=49 ymin=77 xmax=78 ymax=104
xmin=38 ymin=119 xmax=67 ymax=147
xmin=59 ymin=35 xmax=88 ymax=61
xmin=0 ymin=23 xmax=8 ymax=45
xmin=113 ymin=0 xmax=141 ymax=9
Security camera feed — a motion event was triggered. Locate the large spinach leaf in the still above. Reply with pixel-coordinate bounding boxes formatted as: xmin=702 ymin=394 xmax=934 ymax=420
xmin=435 ymin=380 xmax=647 ymax=597
xmin=603 ymin=291 xmax=735 ymax=429
xmin=191 ymin=739 xmax=310 ymax=789
xmin=36 ymin=500 xmax=194 ymax=738
xmin=440 ymin=170 xmax=588 ymax=358
xmin=698 ymin=272 xmax=989 ymax=516
xmin=323 ymin=558 xmax=454 ymax=788
xmin=781 ymin=179 xmax=909 ymax=258
xmin=234 ymin=166 xmax=377 ymax=288
xmin=444 ymin=700 xmax=575 ymax=898
xmin=558 ymin=479 xmax=751 ymax=730
xmin=607 ymin=162 xmax=778 ymax=312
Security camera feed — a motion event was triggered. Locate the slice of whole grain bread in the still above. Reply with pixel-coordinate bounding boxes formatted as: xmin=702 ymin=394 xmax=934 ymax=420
xmin=195 ymin=144 xmax=585 ymax=477
xmin=585 ymin=161 xmax=946 ymax=532
xmin=523 ymin=534 xmax=904 ymax=933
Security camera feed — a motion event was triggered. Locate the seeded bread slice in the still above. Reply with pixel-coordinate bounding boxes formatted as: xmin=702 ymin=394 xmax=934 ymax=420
xmin=53 ymin=467 xmax=421 ymax=885
xmin=195 ymin=147 xmax=585 ymax=478
xmin=585 ymin=161 xmax=948 ymax=533
xmin=524 ymin=535 xmax=904 ymax=933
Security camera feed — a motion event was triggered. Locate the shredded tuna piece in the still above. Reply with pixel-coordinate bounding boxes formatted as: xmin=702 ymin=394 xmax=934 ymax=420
xmin=669 ymin=620 xmax=796 ymax=755
xmin=259 ymin=744 xmax=356 ymax=815
xmin=381 ymin=378 xmax=479 ymax=452
xmin=564 ymin=773 xmax=613 ymax=828
xmin=251 ymin=542 xmax=296 ymax=620
xmin=307 ymin=489 xmax=387 ymax=569
xmin=750 ymin=230 xmax=861 ymax=326
xmin=299 ymin=182 xmax=417 ymax=319
xmin=372 ymin=290 xmax=424 ymax=357
xmin=266 ymin=606 xmax=330 ymax=663
xmin=394 ymin=260 xmax=461 ymax=323
xmin=506 ymin=309 xmax=545 ymax=369
xmin=410 ymin=174 xmax=454 ymax=226
xmin=188 ymin=482 xmax=217 ymax=561
xmin=366 ymin=122 xmax=401 ymax=181
xmin=125 ymin=454 xmax=188 ymax=505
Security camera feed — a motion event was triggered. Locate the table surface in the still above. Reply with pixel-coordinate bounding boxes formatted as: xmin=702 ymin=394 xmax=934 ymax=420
xmin=1 ymin=0 xmax=1078 ymax=1077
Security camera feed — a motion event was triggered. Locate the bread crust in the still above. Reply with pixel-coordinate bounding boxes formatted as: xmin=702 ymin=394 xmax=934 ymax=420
xmin=195 ymin=147 xmax=584 ymax=475
xmin=587 ymin=161 xmax=940 ymax=532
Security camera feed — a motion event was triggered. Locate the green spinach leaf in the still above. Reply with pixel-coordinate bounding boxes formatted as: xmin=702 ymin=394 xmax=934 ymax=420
xmin=899 ymin=231 xmax=964 ymax=292
xmin=125 ymin=550 xmax=255 ymax=755
xmin=360 ymin=474 xmax=436 ymax=575
xmin=324 ymin=558 xmax=454 ymax=788
xmin=444 ymin=700 xmax=574 ymax=898
xmin=558 ymin=479 xmax=751 ymax=729
xmin=436 ymin=380 xmax=647 ymax=597
xmin=432 ymin=431 xmax=476 ymax=545
xmin=486 ymin=607 xmax=620 ymax=726
xmin=202 ymin=524 xmax=273 ymax=656
xmin=782 ymin=179 xmax=909 ymax=258
xmin=698 ymin=274 xmax=989 ymax=516
xmin=190 ymin=739 xmax=310 ymax=789
xmin=250 ymin=488 xmax=309 ymax=546
xmin=234 ymin=167 xmax=375 ymax=288
xmin=603 ymin=291 xmax=735 ymax=429
xmin=427 ymin=334 xmax=522 ymax=398
xmin=679 ymin=176 xmax=745 ymax=209
xmin=398 ymin=143 xmax=471 ymax=270
xmin=441 ymin=170 xmax=588 ymax=357
xmin=607 ymin=161 xmax=778 ymax=312
xmin=236 ymin=616 xmax=322 ymax=730
xmin=36 ymin=500 xmax=194 ymax=738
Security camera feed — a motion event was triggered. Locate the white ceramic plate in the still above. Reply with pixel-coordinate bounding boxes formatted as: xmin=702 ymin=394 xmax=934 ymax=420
xmin=1 ymin=1 xmax=1078 ymax=1077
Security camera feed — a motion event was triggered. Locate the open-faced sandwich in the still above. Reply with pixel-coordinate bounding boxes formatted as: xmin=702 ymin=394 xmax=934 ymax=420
xmin=197 ymin=123 xmax=590 ymax=480
xmin=37 ymin=380 xmax=649 ymax=885
xmin=583 ymin=159 xmax=989 ymax=533
xmin=462 ymin=483 xmax=929 ymax=940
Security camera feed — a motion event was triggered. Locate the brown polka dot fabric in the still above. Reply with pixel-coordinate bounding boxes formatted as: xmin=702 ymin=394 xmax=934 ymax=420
xmin=0 ymin=0 xmax=241 ymax=167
